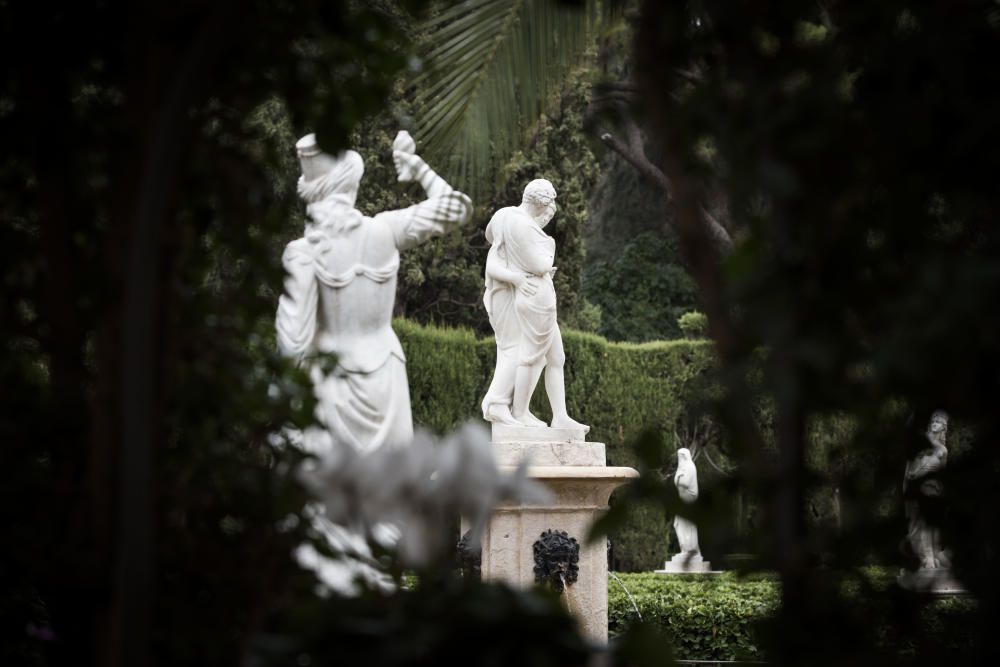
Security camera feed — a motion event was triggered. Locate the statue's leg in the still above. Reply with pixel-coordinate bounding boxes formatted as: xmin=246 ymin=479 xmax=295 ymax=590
xmin=915 ymin=521 xmax=936 ymax=569
xmin=932 ymin=527 xmax=947 ymax=569
xmin=544 ymin=333 xmax=589 ymax=432
xmin=510 ymin=341 xmax=547 ymax=425
xmin=482 ymin=346 xmax=519 ymax=424
xmin=544 ymin=334 xmax=569 ymax=420
xmin=520 ymin=408 xmax=548 ymax=428
xmin=512 ymin=362 xmax=544 ymax=423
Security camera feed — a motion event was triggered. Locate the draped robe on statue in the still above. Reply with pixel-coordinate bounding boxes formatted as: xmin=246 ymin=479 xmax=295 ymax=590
xmin=277 ymin=158 xmax=471 ymax=454
xmin=673 ymin=448 xmax=701 ymax=557
xmin=481 ymin=206 xmax=559 ymax=415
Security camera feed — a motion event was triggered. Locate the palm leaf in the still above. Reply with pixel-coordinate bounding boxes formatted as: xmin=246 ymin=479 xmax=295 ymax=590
xmin=409 ymin=0 xmax=607 ymax=200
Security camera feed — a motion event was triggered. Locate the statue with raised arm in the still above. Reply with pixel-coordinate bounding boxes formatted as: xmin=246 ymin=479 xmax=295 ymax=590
xmin=480 ymin=179 xmax=587 ymax=432
xmin=277 ymin=131 xmax=472 ymax=455
xmin=904 ymin=411 xmax=950 ymax=570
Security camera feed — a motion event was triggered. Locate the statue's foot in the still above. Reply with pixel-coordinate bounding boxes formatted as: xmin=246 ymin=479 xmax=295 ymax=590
xmin=550 ymin=414 xmax=590 ymax=434
xmin=520 ymin=411 xmax=547 ymax=427
xmin=485 ymin=404 xmax=520 ymax=426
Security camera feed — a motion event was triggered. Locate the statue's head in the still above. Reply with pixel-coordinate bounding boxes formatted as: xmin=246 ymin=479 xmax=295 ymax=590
xmin=677 ymin=447 xmax=692 ymax=463
xmin=521 ymin=178 xmax=557 ymax=227
xmin=295 ymin=133 xmax=364 ymax=208
xmin=928 ymin=410 xmax=949 ymax=437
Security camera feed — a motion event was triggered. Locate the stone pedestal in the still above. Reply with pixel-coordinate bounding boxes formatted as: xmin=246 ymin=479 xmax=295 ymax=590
xmin=480 ymin=425 xmax=637 ymax=643
xmin=897 ymin=568 xmax=966 ymax=595
xmin=655 ymin=553 xmax=718 ymax=574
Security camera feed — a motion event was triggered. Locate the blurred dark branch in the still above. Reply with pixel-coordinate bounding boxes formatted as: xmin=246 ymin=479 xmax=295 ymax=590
xmin=114 ymin=6 xmax=230 ymax=667
xmin=586 ymin=80 xmax=733 ymax=253
xmin=632 ymin=0 xmax=767 ymax=541
xmin=598 ymin=124 xmax=672 ymax=194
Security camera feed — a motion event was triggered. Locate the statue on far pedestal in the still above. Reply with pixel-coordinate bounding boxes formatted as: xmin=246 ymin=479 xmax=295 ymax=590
xmin=656 ymin=447 xmax=712 ymax=573
xmin=673 ymin=448 xmax=702 ymax=559
xmin=898 ymin=411 xmax=963 ymax=593
xmin=905 ymin=411 xmax=950 ymax=570
xmin=480 ymin=178 xmax=587 ymax=433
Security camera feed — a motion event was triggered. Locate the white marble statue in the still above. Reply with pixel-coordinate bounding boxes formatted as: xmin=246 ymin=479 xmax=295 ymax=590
xmin=480 ymin=179 xmax=587 ymax=432
xmin=904 ymin=411 xmax=950 ymax=570
xmin=673 ymin=448 xmax=702 ymax=559
xmin=275 ymin=131 xmax=472 ymax=594
xmin=276 ymin=131 xmax=472 ymax=454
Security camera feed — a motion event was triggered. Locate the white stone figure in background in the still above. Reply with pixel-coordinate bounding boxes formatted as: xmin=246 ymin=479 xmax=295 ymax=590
xmin=673 ymin=448 xmax=702 ymax=559
xmin=480 ymin=179 xmax=588 ymax=432
xmin=656 ymin=447 xmax=712 ymax=573
xmin=277 ymin=130 xmax=472 ymax=455
xmin=904 ymin=411 xmax=950 ymax=570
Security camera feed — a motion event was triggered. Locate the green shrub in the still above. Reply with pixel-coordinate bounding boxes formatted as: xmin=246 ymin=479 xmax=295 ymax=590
xmin=607 ymin=572 xmax=979 ymax=661
xmin=608 ymin=573 xmax=776 ymax=661
xmin=677 ymin=311 xmax=708 ymax=338
xmin=395 ymin=318 xmax=717 ymax=570
xmin=584 ymin=231 xmax=699 ymax=342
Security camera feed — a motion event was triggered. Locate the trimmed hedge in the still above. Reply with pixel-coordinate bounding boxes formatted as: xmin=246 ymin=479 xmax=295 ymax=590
xmin=609 ymin=573 xmax=774 ymax=661
xmin=607 ymin=572 xmax=979 ymax=661
xmin=395 ymin=318 xmax=716 ymax=571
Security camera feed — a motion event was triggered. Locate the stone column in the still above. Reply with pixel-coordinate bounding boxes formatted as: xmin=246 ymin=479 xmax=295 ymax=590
xmin=480 ymin=425 xmax=637 ymax=642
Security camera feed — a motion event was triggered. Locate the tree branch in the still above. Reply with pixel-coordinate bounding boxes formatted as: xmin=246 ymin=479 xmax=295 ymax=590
xmin=588 ymin=75 xmax=733 ymax=253
xmin=597 ymin=125 xmax=732 ymax=252
xmin=598 ymin=126 xmax=673 ymax=196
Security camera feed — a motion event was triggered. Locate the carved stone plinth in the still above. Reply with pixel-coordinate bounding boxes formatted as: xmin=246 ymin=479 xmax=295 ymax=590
xmin=897 ymin=568 xmax=966 ymax=595
xmin=479 ymin=428 xmax=637 ymax=642
xmin=491 ymin=426 xmax=604 ymax=467
xmin=655 ymin=553 xmax=720 ymax=575
xmin=492 ymin=423 xmax=589 ymax=444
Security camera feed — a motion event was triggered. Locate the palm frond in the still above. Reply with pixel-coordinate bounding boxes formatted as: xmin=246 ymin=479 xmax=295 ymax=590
xmin=409 ymin=0 xmax=607 ymax=201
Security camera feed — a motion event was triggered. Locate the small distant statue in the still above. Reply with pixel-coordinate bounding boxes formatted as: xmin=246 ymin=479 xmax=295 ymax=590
xmin=904 ymin=411 xmax=950 ymax=570
xmin=897 ymin=410 xmax=964 ymax=593
xmin=673 ymin=448 xmax=702 ymax=559
xmin=480 ymin=178 xmax=587 ymax=432
xmin=656 ymin=447 xmax=711 ymax=573
xmin=276 ymin=131 xmax=472 ymax=454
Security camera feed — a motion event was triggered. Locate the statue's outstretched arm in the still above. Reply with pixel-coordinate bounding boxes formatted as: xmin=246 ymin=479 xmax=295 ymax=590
xmin=374 ymin=132 xmax=473 ymax=251
xmin=275 ymin=238 xmax=319 ymax=360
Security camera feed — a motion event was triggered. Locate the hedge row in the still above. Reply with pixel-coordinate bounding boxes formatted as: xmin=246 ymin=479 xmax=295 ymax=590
xmin=395 ymin=318 xmax=716 ymax=571
xmin=607 ymin=572 xmax=978 ymax=661
xmin=609 ymin=573 xmax=774 ymax=661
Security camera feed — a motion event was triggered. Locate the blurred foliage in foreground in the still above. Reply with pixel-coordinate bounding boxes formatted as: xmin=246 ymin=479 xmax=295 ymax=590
xmin=595 ymin=1 xmax=1000 ymax=664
